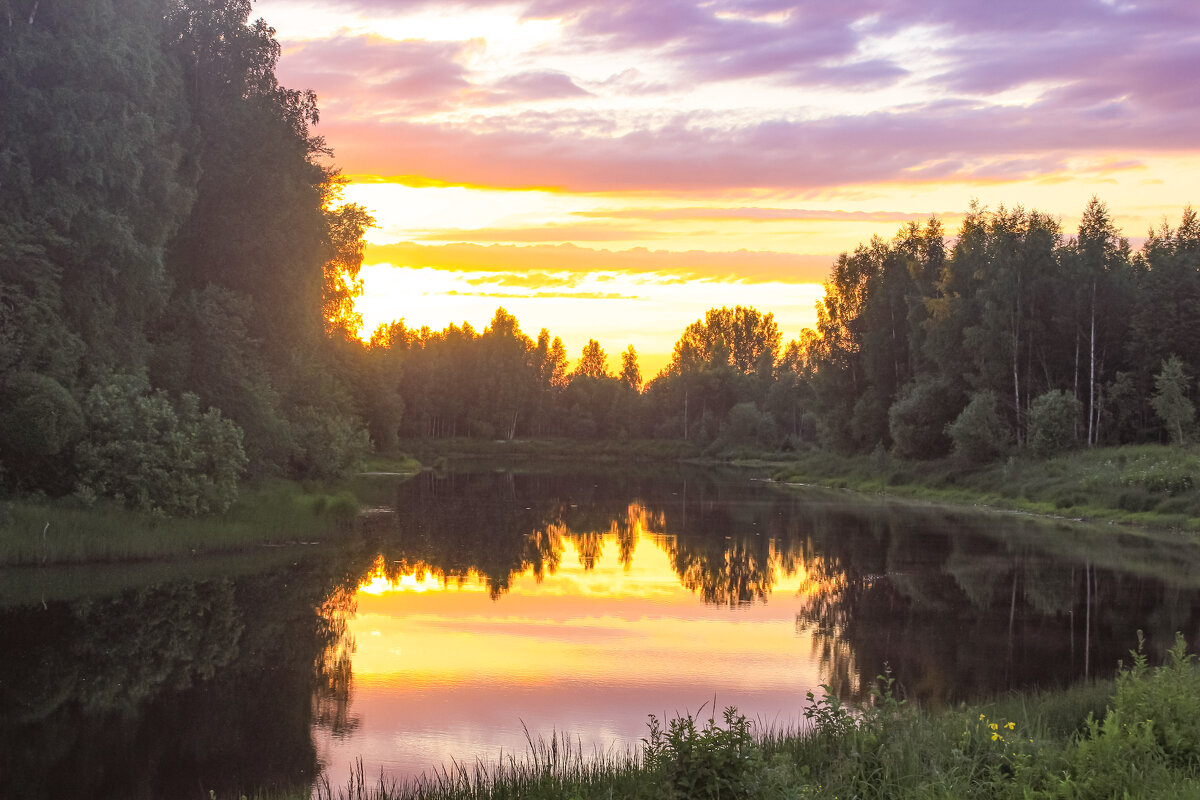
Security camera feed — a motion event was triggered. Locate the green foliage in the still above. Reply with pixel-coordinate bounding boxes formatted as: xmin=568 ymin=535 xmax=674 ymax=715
xmin=75 ymin=374 xmax=247 ymax=515
xmin=0 ymin=371 xmax=83 ymax=459
xmin=1119 ymin=452 xmax=1198 ymax=495
xmin=1109 ymin=632 xmax=1200 ymax=768
xmin=643 ymin=706 xmax=764 ymax=800
xmin=289 ymin=406 xmax=371 ymax=482
xmin=1150 ymin=355 xmax=1194 ymax=445
xmin=888 ymin=375 xmax=962 ymax=459
xmin=946 ymin=389 xmax=1011 ymax=464
xmin=1029 ymin=390 xmax=1082 ymax=458
xmin=722 ymin=402 xmax=781 ymax=448
xmin=802 ymin=684 xmax=857 ymax=740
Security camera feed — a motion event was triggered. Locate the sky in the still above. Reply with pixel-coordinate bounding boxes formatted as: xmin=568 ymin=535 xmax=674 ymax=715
xmin=256 ymin=0 xmax=1200 ymax=376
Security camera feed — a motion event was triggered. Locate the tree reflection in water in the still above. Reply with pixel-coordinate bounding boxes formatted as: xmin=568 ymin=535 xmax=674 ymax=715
xmin=356 ymin=467 xmax=1200 ymax=709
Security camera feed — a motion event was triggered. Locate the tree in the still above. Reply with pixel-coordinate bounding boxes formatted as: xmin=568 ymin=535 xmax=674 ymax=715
xmin=322 ymin=196 xmax=375 ymax=336
xmin=1076 ymin=197 xmax=1132 ymax=446
xmin=945 ymin=390 xmax=1011 ymax=464
xmin=1150 ymin=356 xmax=1194 ymax=445
xmin=887 ymin=375 xmax=962 ymax=459
xmin=574 ymin=339 xmax=610 ymax=379
xmin=619 ymin=345 xmax=643 ymax=393
xmin=1028 ymin=390 xmax=1081 ymax=458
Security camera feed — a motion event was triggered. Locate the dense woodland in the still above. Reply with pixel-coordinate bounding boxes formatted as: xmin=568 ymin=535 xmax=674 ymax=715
xmin=371 ymin=200 xmax=1200 ymax=465
xmin=0 ymin=0 xmax=390 ymax=514
xmin=3 ymin=1 xmax=1200 ymax=517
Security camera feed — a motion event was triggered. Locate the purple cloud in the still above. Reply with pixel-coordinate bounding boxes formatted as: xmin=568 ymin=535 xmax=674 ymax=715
xmin=264 ymin=0 xmax=1200 ymax=193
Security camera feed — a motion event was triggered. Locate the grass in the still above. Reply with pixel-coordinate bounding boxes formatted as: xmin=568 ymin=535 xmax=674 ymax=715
xmin=765 ymin=443 xmax=1200 ymax=532
xmin=0 ymin=478 xmax=362 ymax=566
xmin=214 ymin=636 xmax=1200 ymax=800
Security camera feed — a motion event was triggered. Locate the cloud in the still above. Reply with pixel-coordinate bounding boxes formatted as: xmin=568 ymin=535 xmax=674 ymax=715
xmin=486 ymin=70 xmax=592 ymax=103
xmin=364 ymin=241 xmax=836 ymax=282
xmin=417 ymin=224 xmax=666 ymax=242
xmin=444 ymin=289 xmax=638 ymax=300
xmin=573 ymin=207 xmax=956 ymax=223
xmin=314 ymin=98 xmax=1195 ymax=192
xmin=266 ymin=1 xmax=1200 ymax=192
xmin=279 ymin=36 xmax=590 ymax=115
xmin=281 ymin=36 xmax=472 ymax=115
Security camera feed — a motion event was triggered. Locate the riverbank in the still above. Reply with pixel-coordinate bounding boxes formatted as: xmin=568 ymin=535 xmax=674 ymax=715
xmin=230 ymin=635 xmax=1199 ymax=800
xmin=0 ymin=454 xmax=420 ymax=566
xmin=758 ymin=444 xmax=1200 ymax=531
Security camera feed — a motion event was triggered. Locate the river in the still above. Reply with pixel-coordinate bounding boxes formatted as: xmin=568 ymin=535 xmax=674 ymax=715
xmin=3 ymin=464 xmax=1199 ymax=798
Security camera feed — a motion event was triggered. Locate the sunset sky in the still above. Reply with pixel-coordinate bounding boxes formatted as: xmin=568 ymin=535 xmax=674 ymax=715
xmin=256 ymin=0 xmax=1200 ymax=375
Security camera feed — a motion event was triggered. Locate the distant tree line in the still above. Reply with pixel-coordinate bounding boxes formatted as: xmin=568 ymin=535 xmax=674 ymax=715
xmin=365 ymin=200 xmax=1200 ymax=462
xmin=0 ymin=0 xmax=390 ymax=513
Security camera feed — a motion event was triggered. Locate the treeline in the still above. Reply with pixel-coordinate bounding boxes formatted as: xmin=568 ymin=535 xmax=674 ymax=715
xmin=0 ymin=0 xmax=389 ymax=513
xmin=369 ymin=303 xmax=783 ymax=443
xmin=367 ymin=200 xmax=1200 ymax=461
xmin=798 ymin=201 xmax=1200 ymax=460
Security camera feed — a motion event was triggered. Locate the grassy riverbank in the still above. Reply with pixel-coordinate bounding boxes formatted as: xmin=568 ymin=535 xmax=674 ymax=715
xmin=225 ymin=635 xmax=1199 ymax=800
xmin=0 ymin=456 xmax=416 ymax=567
xmin=752 ymin=443 xmax=1200 ymax=531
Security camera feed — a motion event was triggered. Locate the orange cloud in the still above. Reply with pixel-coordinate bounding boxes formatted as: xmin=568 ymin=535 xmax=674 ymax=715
xmin=365 ymin=241 xmax=834 ymax=283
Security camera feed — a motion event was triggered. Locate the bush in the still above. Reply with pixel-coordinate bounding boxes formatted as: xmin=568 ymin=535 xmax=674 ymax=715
xmin=75 ymin=374 xmax=247 ymax=515
xmin=289 ymin=406 xmax=371 ymax=481
xmin=722 ymin=402 xmax=781 ymax=448
xmin=1062 ymin=633 xmax=1200 ymax=797
xmin=0 ymin=371 xmax=83 ymax=459
xmin=945 ymin=390 xmax=1011 ymax=464
xmin=1028 ymin=390 xmax=1081 ymax=458
xmin=644 ymin=707 xmax=764 ymax=800
xmin=888 ymin=376 xmax=962 ymax=459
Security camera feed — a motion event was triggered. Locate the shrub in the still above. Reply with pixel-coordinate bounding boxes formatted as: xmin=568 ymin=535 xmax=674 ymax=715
xmin=643 ymin=706 xmax=764 ymax=799
xmin=0 ymin=371 xmax=83 ymax=458
xmin=75 ymin=374 xmax=247 ymax=515
xmin=888 ymin=376 xmax=962 ymax=459
xmin=289 ymin=406 xmax=371 ymax=481
xmin=1111 ymin=632 xmax=1200 ymax=769
xmin=1028 ymin=390 xmax=1081 ymax=458
xmin=945 ymin=390 xmax=1011 ymax=464
xmin=1061 ymin=633 xmax=1200 ymax=797
xmin=722 ymin=402 xmax=780 ymax=448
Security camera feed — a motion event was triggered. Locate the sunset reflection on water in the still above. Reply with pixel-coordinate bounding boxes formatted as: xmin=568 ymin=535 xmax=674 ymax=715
xmin=313 ymin=509 xmax=825 ymax=785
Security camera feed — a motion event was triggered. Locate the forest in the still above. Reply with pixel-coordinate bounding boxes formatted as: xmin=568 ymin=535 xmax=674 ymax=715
xmin=3 ymin=0 xmax=1200 ymax=518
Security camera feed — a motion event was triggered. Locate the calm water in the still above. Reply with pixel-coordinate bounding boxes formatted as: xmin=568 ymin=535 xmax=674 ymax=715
xmin=3 ymin=465 xmax=1200 ymax=798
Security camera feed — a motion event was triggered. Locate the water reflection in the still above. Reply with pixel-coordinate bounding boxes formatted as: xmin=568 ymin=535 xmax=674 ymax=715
xmin=314 ymin=468 xmax=1200 ymax=784
xmin=0 ymin=563 xmax=349 ymax=799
